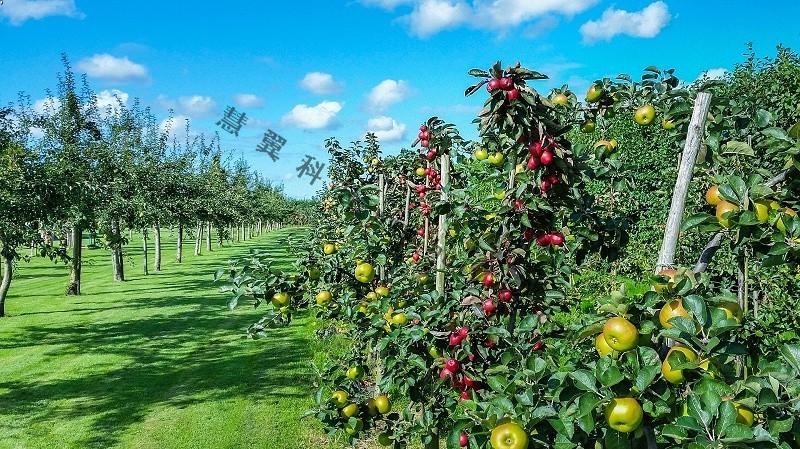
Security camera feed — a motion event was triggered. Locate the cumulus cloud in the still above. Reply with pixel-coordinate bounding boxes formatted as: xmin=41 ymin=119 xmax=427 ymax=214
xmin=299 ymin=72 xmax=344 ymax=95
xmin=76 ymin=54 xmax=149 ymax=83
xmin=178 ymin=95 xmax=216 ymax=118
xmin=0 ymin=0 xmax=84 ymax=26
xmin=282 ymin=101 xmax=342 ymax=130
xmin=699 ymin=68 xmax=728 ymax=80
xmin=358 ymin=0 xmax=412 ymax=9
xmin=159 ymin=115 xmax=191 ymax=140
xmin=579 ymin=1 xmax=671 ymax=44
xmin=366 ymin=116 xmax=407 ymax=143
xmin=365 ymin=80 xmax=412 ymax=113
xmin=95 ymin=89 xmax=129 ymax=113
xmin=403 ymin=0 xmax=471 ymax=38
xmin=234 ymin=93 xmax=265 ymax=108
xmin=359 ymin=0 xmax=598 ymax=37
xmin=33 ymin=97 xmax=62 ymax=114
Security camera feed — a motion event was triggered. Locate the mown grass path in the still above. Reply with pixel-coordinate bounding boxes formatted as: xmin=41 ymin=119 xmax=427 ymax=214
xmin=0 ymin=227 xmax=334 ymax=449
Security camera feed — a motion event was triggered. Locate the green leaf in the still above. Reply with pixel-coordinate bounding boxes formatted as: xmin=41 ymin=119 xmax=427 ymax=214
xmin=681 ymin=213 xmax=715 ymax=232
xmin=634 ymin=347 xmax=662 ymax=391
xmin=486 ymin=375 xmax=509 ymax=393
xmin=779 ymin=344 xmax=800 ymax=373
xmin=788 ymin=120 xmax=800 ymax=139
xmin=681 ymin=295 xmax=708 ymax=324
xmin=570 ymin=370 xmax=598 ymax=393
xmin=604 ymin=429 xmax=631 ymax=449
xmin=723 ymin=141 xmax=754 ymax=157
xmin=756 ymin=109 xmax=773 ymax=127
xmin=715 ymin=400 xmax=738 ymax=437
xmin=661 ymin=424 xmax=688 ymax=440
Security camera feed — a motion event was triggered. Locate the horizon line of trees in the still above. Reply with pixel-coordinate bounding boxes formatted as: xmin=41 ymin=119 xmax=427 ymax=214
xmin=0 ymin=56 xmax=316 ymax=317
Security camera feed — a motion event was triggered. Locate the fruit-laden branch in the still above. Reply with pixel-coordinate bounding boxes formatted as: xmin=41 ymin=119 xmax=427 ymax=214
xmin=692 ymin=166 xmax=797 ymax=273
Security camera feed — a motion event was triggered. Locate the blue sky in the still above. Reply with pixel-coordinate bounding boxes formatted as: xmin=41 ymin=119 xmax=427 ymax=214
xmin=2 ymin=0 xmax=799 ymax=198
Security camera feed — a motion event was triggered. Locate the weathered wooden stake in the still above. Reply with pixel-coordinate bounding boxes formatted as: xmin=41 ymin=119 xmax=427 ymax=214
xmin=435 ymin=154 xmax=451 ymax=294
xmin=655 ymin=91 xmax=712 ymax=272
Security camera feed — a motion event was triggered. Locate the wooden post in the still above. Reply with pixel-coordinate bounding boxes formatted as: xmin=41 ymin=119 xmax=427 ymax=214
xmin=655 ymin=91 xmax=712 ymax=272
xmin=378 ymin=174 xmax=386 ymax=283
xmin=435 ymin=154 xmax=450 ymax=294
xmin=403 ymin=185 xmax=411 ymax=229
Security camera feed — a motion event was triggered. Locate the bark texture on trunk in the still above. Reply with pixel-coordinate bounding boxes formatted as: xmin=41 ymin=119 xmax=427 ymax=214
xmin=176 ymin=222 xmax=183 ymax=263
xmin=206 ymin=222 xmax=212 ymax=251
xmin=153 ymin=223 xmax=162 ymax=272
xmin=111 ymin=219 xmax=124 ymax=282
xmin=142 ymin=228 xmax=149 ymax=276
xmin=0 ymin=255 xmax=13 ymax=317
xmin=194 ymin=222 xmax=202 ymax=256
xmin=67 ymin=226 xmax=82 ymax=295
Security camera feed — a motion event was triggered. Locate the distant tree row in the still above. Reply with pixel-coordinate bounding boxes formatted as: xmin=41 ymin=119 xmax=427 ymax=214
xmin=0 ymin=56 xmax=314 ymax=317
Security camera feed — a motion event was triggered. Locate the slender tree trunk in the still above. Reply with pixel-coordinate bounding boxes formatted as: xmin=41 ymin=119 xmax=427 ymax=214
xmin=142 ymin=228 xmax=149 ymax=275
xmin=111 ymin=219 xmax=124 ymax=282
xmin=206 ymin=222 xmax=212 ymax=251
xmin=176 ymin=222 xmax=184 ymax=263
xmin=68 ymin=226 xmax=82 ymax=295
xmin=153 ymin=222 xmax=162 ymax=272
xmin=194 ymin=221 xmax=202 ymax=256
xmin=0 ymin=254 xmax=13 ymax=317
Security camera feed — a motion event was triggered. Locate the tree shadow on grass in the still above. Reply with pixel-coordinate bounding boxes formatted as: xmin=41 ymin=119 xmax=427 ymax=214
xmin=0 ymin=304 xmax=317 ymax=448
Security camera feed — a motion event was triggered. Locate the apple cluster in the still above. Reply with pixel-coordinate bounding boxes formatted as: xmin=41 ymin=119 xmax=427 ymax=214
xmin=486 ymin=76 xmax=519 ymax=102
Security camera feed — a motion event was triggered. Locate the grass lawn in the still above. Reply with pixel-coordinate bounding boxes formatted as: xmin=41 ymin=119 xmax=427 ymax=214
xmin=0 ymin=227 xmax=344 ymax=449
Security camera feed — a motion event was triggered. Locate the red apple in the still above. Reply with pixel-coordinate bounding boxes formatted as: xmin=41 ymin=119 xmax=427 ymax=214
xmin=420 ymin=125 xmax=428 ymax=132
xmin=459 ymin=391 xmax=470 ymax=401
xmin=532 ymin=340 xmax=544 ymax=351
xmin=528 ymin=141 xmax=543 ymax=157
xmin=499 ymin=289 xmax=513 ymax=302
xmin=527 ymin=156 xmax=540 ymax=170
xmin=458 ymin=326 xmax=470 ymax=337
xmin=549 ymin=232 xmax=565 ymax=246
xmin=439 ymin=368 xmax=452 ymax=379
xmin=445 ymin=359 xmax=461 ymax=373
xmin=483 ymin=298 xmax=496 ymax=315
xmin=460 ymin=433 xmax=468 ymax=447
xmin=507 ymin=88 xmax=520 ymax=101
xmin=523 ymin=229 xmax=535 ymax=241
xmin=482 ymin=272 xmax=496 ymax=287
xmin=499 ymin=77 xmax=513 ymax=90
xmin=540 ymin=151 xmax=553 ymax=165
xmin=541 ymin=179 xmax=552 ymax=192
xmin=536 ymin=233 xmax=551 ymax=247
xmin=487 ymin=78 xmax=501 ymax=92
xmin=449 ymin=333 xmax=464 ymax=346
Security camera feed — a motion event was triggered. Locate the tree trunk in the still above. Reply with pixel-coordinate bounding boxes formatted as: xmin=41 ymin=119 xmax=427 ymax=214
xmin=142 ymin=228 xmax=149 ymax=276
xmin=0 ymin=254 xmax=13 ymax=317
xmin=194 ymin=221 xmax=202 ymax=256
xmin=176 ymin=222 xmax=183 ymax=263
xmin=206 ymin=221 xmax=212 ymax=251
xmin=153 ymin=223 xmax=162 ymax=272
xmin=68 ymin=226 xmax=82 ymax=295
xmin=111 ymin=219 xmax=124 ymax=282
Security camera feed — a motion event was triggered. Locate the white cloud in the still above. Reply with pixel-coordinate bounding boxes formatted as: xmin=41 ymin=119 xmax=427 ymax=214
xmin=579 ymin=1 xmax=671 ymax=44
xmin=159 ymin=115 xmax=191 ymax=140
xmin=366 ymin=116 xmax=407 ymax=143
xmin=234 ymin=93 xmax=265 ymax=108
xmin=282 ymin=101 xmax=342 ymax=130
xmin=157 ymin=94 xmax=177 ymax=110
xmin=358 ymin=0 xmax=412 ymax=10
xmin=283 ymin=172 xmax=295 ymax=180
xmin=476 ymin=0 xmax=598 ymax=29
xmin=300 ymin=72 xmax=344 ymax=95
xmin=33 ymin=97 xmax=61 ymax=114
xmin=699 ymin=68 xmax=728 ymax=80
xmin=95 ymin=89 xmax=129 ymax=113
xmin=359 ymin=0 xmax=598 ymax=37
xmin=365 ymin=79 xmax=412 ymax=113
xmin=403 ymin=0 xmax=471 ymax=38
xmin=178 ymin=95 xmax=216 ymax=118
xmin=76 ymin=54 xmax=149 ymax=83
xmin=0 ymin=0 xmax=84 ymax=26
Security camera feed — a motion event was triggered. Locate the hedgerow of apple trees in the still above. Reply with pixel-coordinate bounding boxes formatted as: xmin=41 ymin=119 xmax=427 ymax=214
xmin=218 ymin=61 xmax=800 ymax=448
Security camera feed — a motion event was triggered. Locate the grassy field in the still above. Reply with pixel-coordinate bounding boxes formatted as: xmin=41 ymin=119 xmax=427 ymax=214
xmin=0 ymin=227 xmax=345 ymax=449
